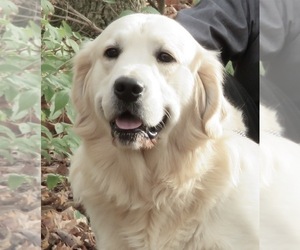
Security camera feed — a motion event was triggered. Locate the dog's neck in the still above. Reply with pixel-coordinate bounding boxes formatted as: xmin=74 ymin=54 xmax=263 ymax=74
xmin=82 ymin=125 xmax=224 ymax=209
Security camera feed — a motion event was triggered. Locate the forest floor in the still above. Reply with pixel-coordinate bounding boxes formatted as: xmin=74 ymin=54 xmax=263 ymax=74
xmin=41 ymin=158 xmax=96 ymax=249
xmin=0 ymin=155 xmax=95 ymax=249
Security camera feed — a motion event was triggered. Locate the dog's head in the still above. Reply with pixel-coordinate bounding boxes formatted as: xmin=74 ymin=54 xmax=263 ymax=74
xmin=72 ymin=14 xmax=226 ymax=150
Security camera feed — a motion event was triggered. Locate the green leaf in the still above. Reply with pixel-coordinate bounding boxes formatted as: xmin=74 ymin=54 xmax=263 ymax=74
xmin=49 ymin=108 xmax=62 ymax=120
xmin=0 ymin=137 xmax=12 ymax=149
xmin=53 ymin=90 xmax=69 ymax=114
xmin=55 ymin=123 xmax=64 ymax=134
xmin=52 ymin=138 xmax=68 ymax=153
xmin=17 ymin=90 xmax=39 ymax=112
xmin=41 ymin=0 xmax=54 ymax=15
xmin=103 ymin=0 xmax=116 ymax=3
xmin=0 ymin=19 xmax=9 ymax=26
xmin=225 ymin=61 xmax=234 ymax=75
xmin=42 ymin=149 xmax=51 ymax=162
xmin=18 ymin=123 xmax=32 ymax=134
xmin=46 ymin=174 xmax=62 ymax=190
xmin=65 ymin=103 xmax=76 ymax=124
xmin=0 ymin=111 xmax=7 ymax=121
xmin=74 ymin=210 xmax=86 ymax=220
xmin=64 ymin=134 xmax=80 ymax=153
xmin=55 ymin=72 xmax=73 ymax=88
xmin=62 ymin=21 xmax=73 ymax=36
xmin=141 ymin=6 xmax=160 ymax=14
xmin=13 ymin=137 xmax=37 ymax=153
xmin=29 ymin=21 xmax=41 ymax=35
xmin=0 ymin=0 xmax=18 ymax=14
xmin=8 ymin=174 xmax=28 ymax=190
xmin=43 ymin=85 xmax=55 ymax=103
xmin=72 ymin=32 xmax=82 ymax=40
xmin=45 ymin=24 xmax=59 ymax=40
xmin=41 ymin=125 xmax=53 ymax=139
xmin=3 ymin=84 xmax=19 ymax=101
xmin=41 ymin=63 xmax=57 ymax=73
xmin=66 ymin=39 xmax=79 ymax=52
xmin=0 ymin=125 xmax=15 ymax=139
xmin=43 ymin=40 xmax=60 ymax=50
xmin=0 ymin=64 xmax=21 ymax=73
xmin=0 ymin=149 xmax=14 ymax=164
xmin=11 ymin=109 xmax=28 ymax=120
xmin=119 ymin=10 xmax=136 ymax=18
xmin=41 ymin=137 xmax=50 ymax=151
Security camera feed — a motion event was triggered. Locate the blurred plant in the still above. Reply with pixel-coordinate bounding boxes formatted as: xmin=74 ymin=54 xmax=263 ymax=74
xmin=41 ymin=0 xmax=83 ymax=161
xmin=46 ymin=173 xmax=67 ymax=190
xmin=0 ymin=0 xmax=41 ymax=165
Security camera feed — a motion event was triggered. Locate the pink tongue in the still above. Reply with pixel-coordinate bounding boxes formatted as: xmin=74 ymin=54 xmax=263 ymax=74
xmin=116 ymin=117 xmax=142 ymax=130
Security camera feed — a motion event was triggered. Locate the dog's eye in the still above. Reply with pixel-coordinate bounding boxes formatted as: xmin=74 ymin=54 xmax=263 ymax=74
xmin=156 ymin=51 xmax=176 ymax=63
xmin=104 ymin=47 xmax=121 ymax=59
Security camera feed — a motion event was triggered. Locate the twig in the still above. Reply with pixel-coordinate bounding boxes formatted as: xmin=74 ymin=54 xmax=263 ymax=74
xmin=52 ymin=1 xmax=103 ymax=34
xmin=148 ymin=0 xmax=157 ymax=10
xmin=50 ymin=14 xmax=91 ymax=27
xmin=63 ymin=2 xmax=103 ymax=33
xmin=157 ymin=0 xmax=165 ymax=14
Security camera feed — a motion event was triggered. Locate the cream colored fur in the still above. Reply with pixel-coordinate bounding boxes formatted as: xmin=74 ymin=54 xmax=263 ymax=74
xmin=70 ymin=14 xmax=259 ymax=250
xmin=260 ymin=105 xmax=300 ymax=250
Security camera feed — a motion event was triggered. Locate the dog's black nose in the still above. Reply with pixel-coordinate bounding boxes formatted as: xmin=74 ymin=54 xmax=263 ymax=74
xmin=114 ymin=77 xmax=144 ymax=102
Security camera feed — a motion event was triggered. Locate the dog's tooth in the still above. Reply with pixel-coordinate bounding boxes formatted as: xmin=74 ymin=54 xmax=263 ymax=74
xmin=147 ymin=129 xmax=158 ymax=139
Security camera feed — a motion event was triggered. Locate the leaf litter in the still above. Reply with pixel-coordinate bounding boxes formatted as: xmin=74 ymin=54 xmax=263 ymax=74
xmin=41 ymin=158 xmax=96 ymax=249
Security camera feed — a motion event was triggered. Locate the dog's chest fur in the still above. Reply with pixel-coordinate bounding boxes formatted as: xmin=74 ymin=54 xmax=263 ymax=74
xmin=70 ymin=136 xmax=257 ymax=250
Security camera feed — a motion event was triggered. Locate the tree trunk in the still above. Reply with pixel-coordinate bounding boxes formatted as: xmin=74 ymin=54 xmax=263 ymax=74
xmin=51 ymin=0 xmax=147 ymax=37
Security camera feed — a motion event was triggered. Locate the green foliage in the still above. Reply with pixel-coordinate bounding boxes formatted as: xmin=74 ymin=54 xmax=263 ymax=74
xmin=103 ymin=0 xmax=117 ymax=3
xmin=0 ymin=0 xmax=18 ymax=14
xmin=46 ymin=173 xmax=66 ymax=190
xmin=41 ymin=1 xmax=84 ymax=161
xmin=225 ymin=61 xmax=234 ymax=76
xmin=74 ymin=209 xmax=86 ymax=220
xmin=193 ymin=0 xmax=201 ymax=6
xmin=141 ymin=6 xmax=161 ymax=14
xmin=119 ymin=9 xmax=137 ymax=18
xmin=0 ymin=1 xmax=40 ymax=164
xmin=7 ymin=174 xmax=35 ymax=190
xmin=41 ymin=0 xmax=55 ymax=15
xmin=119 ymin=5 xmax=160 ymax=17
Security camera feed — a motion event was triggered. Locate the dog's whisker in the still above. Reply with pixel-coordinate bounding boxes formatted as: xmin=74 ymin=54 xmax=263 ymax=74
xmin=164 ymin=108 xmax=172 ymax=120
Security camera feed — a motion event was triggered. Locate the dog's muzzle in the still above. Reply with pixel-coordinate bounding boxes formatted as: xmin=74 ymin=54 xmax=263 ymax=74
xmin=110 ymin=76 xmax=167 ymax=147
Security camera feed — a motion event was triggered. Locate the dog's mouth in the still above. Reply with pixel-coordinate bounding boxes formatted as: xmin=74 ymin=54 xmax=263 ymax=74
xmin=110 ymin=111 xmax=168 ymax=146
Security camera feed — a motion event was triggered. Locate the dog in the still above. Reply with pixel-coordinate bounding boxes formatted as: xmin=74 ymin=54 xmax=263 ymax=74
xmin=69 ymin=14 xmax=259 ymax=249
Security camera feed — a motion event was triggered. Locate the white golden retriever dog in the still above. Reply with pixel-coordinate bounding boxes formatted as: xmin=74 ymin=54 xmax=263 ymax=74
xmin=70 ymin=14 xmax=259 ymax=249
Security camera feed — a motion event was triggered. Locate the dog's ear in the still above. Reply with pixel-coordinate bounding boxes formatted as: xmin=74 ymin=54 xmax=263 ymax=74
xmin=71 ymin=42 xmax=93 ymax=115
xmin=195 ymin=48 xmax=227 ymax=138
